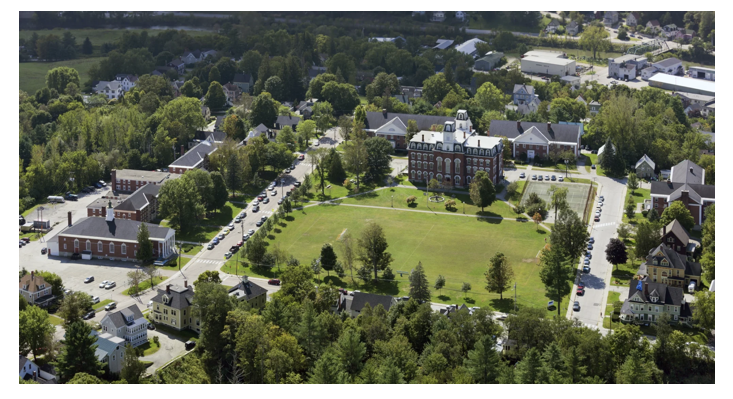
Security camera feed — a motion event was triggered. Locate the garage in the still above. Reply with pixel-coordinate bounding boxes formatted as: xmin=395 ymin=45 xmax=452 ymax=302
xmin=521 ymin=56 xmax=576 ymax=77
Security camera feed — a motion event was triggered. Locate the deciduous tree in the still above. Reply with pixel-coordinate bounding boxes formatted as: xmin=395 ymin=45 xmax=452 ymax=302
xmin=58 ymin=291 xmax=93 ymax=325
xmin=320 ymin=243 xmax=338 ymax=276
xmin=121 ymin=344 xmax=146 ymax=384
xmin=205 ymin=81 xmax=227 ymax=110
xmin=605 ymin=238 xmax=628 ymax=270
xmin=693 ymin=291 xmax=715 ymax=331
xmin=19 ymin=306 xmax=54 ymax=360
xmin=469 ymin=170 xmax=496 ymax=212
xmin=660 ymin=201 xmax=695 ymax=231
xmin=484 ymin=252 xmax=514 ymax=300
xmin=579 ymin=25 xmax=611 ymax=59
xmin=434 ymin=275 xmax=446 ymax=296
xmin=539 ymin=246 xmax=574 ymax=316
xmin=357 ymin=222 xmax=393 ymax=280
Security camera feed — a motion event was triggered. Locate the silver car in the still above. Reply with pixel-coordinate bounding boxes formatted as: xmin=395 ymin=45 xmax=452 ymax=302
xmin=99 ymin=280 xmax=110 ymax=289
xmin=105 ymin=281 xmax=116 ymax=289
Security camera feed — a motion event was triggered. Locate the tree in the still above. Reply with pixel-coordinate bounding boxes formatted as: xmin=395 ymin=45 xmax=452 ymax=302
xmin=627 ymin=172 xmax=639 ymax=194
xmin=515 ymin=347 xmax=542 ymax=383
xmin=296 ymin=120 xmax=317 ymax=147
xmin=320 ymin=243 xmax=338 ymax=277
xmin=53 ymin=321 xmax=103 ymax=383
xmin=308 ymin=349 xmax=343 ymax=384
xmin=484 ymin=252 xmax=514 ymax=300
xmin=701 ymin=204 xmax=715 ymax=282
xmin=142 ymin=264 xmax=160 ymax=295
xmin=365 ymin=72 xmax=400 ymax=102
xmin=136 ymin=222 xmax=153 ymax=262
xmin=19 ymin=294 xmax=27 ymax=312
xmin=36 ymin=271 xmax=64 ymax=297
xmin=246 ymin=234 xmax=268 ymax=266
xmin=195 ymin=270 xmax=221 ymax=286
xmin=208 ymin=65 xmax=221 ymax=84
xmin=634 ymin=221 xmax=662 ymax=259
xmin=464 ymin=334 xmax=500 ymax=383
xmin=365 ymin=137 xmax=394 ymax=179
xmin=120 ymin=344 xmax=146 ymax=384
xmin=533 ymin=212 xmax=543 ymax=230
xmin=19 ymin=306 xmax=54 ymax=360
xmin=357 ymin=222 xmax=393 ymax=280
xmin=475 ymin=82 xmax=509 ymax=111
xmin=308 ymin=148 xmax=330 ymax=196
xmin=428 ymin=178 xmax=440 ymax=196
xmin=409 ymin=262 xmax=431 ymax=302
xmin=67 ymin=372 xmax=104 ymax=384
xmin=469 ymin=170 xmax=497 ymax=212
xmin=539 ymin=246 xmax=575 ymax=316
xmin=222 ymin=114 xmax=247 ymax=141
xmin=550 ymin=208 xmax=589 ymax=264
xmin=328 ymin=151 xmax=346 ymax=183
xmin=660 ymin=201 xmax=695 ymax=231
xmin=277 ymin=125 xmax=297 ymax=150
xmin=126 ymin=269 xmax=146 ymax=296
xmin=210 ymin=172 xmax=229 ymax=210
xmin=506 ymin=181 xmax=519 ymax=199
xmin=337 ymin=329 xmax=366 ymax=376
xmin=181 ymin=78 xmax=203 ymax=98
xmin=46 ymin=67 xmax=80 ymax=93
xmin=461 ymin=282 xmax=472 ymax=298
xmin=343 ymin=127 xmax=368 ymax=189
xmin=337 ymin=115 xmax=353 ymax=143
xmin=617 ymin=223 xmax=632 ymax=242
xmin=339 ymin=232 xmax=357 ymax=283
xmin=191 ymin=282 xmax=235 ymax=374
xmin=606 ymin=238 xmax=628 ymax=271
xmin=82 ymin=37 xmax=92 ymax=54
xmin=434 ymin=275 xmax=446 ymax=296
xmin=205 ymin=81 xmax=227 ymax=110
xmin=264 ymin=76 xmax=285 ymax=101
xmin=548 ymin=186 xmax=569 ymax=221
xmin=579 ymin=25 xmax=611 ymax=59
xmin=625 ymin=196 xmax=636 ymax=220
xmin=312 ymin=101 xmax=335 ymax=135
xmin=158 ymin=176 xmax=205 ymax=234
xmin=693 ymin=291 xmax=715 ymax=331
xmin=406 ymin=119 xmax=419 ymax=142
xmin=615 ymin=350 xmax=662 ymax=384
xmin=58 ymin=291 xmax=93 ymax=326
xmin=646 ymin=208 xmax=660 ymax=223
xmin=423 ymin=73 xmax=454 ymax=104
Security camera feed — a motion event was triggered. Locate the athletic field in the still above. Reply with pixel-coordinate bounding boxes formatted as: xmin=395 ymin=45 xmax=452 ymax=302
xmin=522 ymin=181 xmax=592 ymax=219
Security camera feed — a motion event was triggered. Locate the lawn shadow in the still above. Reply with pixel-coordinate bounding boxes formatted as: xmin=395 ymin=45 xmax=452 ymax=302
xmin=273 ymin=228 xmax=282 ymax=234
xmin=464 ymin=297 xmax=476 ymax=304
xmin=489 ymin=298 xmax=515 ymax=313
xmin=437 ymin=294 xmax=451 ymax=302
xmin=349 ymin=191 xmax=380 ymax=201
xmin=475 ymin=216 xmax=502 ymax=225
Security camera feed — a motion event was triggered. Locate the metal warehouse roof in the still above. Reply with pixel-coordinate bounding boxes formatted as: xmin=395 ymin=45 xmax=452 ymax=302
xmin=521 ymin=56 xmax=575 ymax=66
xmin=648 ymin=74 xmax=715 ymax=94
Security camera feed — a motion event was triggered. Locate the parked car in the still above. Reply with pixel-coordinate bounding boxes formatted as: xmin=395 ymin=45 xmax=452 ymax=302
xmin=237 ymin=241 xmax=244 ymax=247
xmin=252 ymin=200 xmax=259 ymax=206
xmin=263 ymin=197 xmax=270 ymax=204
xmin=242 ymin=234 xmax=250 ymax=241
xmin=338 ymin=288 xmax=348 ymax=295
xmin=519 ymin=172 xmax=526 ymax=178
xmin=544 ymin=175 xmax=550 ymax=180
xmin=299 ymin=154 xmax=305 ymax=160
xmin=248 ymin=229 xmax=255 ymax=235
xmin=551 ymin=175 xmax=556 ymax=181
xmin=207 ymin=243 xmax=215 ymax=250
xmin=577 ymin=282 xmax=585 ymax=291
xmin=271 ymin=190 xmax=278 ymax=196
xmin=212 ymin=237 xmax=219 ymax=245
xmin=583 ymin=266 xmax=591 ymax=273
xmin=594 ymin=216 xmax=601 ymax=222
xmin=99 ymin=280 xmax=110 ymax=288
xmin=105 ymin=302 xmax=117 ymax=311
xmin=252 ymin=205 xmax=260 ymax=212
xmin=256 ymin=220 xmax=264 ymax=226
xmin=234 ymin=217 xmax=242 ymax=223
xmin=558 ymin=177 xmax=564 ymax=182
xmin=268 ymin=279 xmax=281 ymax=285
xmin=576 ymin=288 xmax=584 ymax=296
xmin=261 ymin=216 xmax=268 ymax=222
xmin=229 ymin=246 xmax=239 ymax=253
xmin=228 ymin=223 xmax=235 ymax=229
xmin=105 ymin=281 xmax=116 ymax=289
xmin=64 ymin=289 xmax=72 ymax=295
xmin=573 ymin=301 xmax=581 ymax=311
xmin=584 ymin=259 xmax=590 ymax=265
xmin=147 ymin=323 xmax=156 ymax=330
xmin=21 ymin=237 xmax=31 ymax=243
xmin=218 ymin=233 xmax=225 ymax=240
xmin=84 ymin=276 xmax=94 ymax=283
xmin=225 ymin=252 xmax=233 ymax=259
xmin=185 ymin=341 xmax=196 ymax=350
xmin=71 ymin=252 xmax=81 ymax=260
xmin=285 ymin=168 xmax=292 ymax=173
xmin=83 ymin=310 xmax=95 ymax=320
xmin=294 ymin=181 xmax=301 ymax=187
xmin=278 ymin=198 xmax=284 ymax=205
xmin=41 ymin=248 xmax=47 ymax=255
xmin=591 ymin=164 xmax=596 ymax=169
xmin=587 ymin=243 xmax=593 ymax=250
xmin=91 ymin=296 xmax=100 ymax=304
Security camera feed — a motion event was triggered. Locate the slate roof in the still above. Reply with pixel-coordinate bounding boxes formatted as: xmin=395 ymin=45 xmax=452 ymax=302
xmin=94 ymin=81 xmax=122 ymax=92
xmin=94 ymin=332 xmax=125 ymax=360
xmin=194 ymin=130 xmax=227 ymax=142
xmin=567 ymin=21 xmax=579 ymax=29
xmin=60 ymin=217 xmax=172 ymax=241
xmin=513 ymin=84 xmax=535 ymax=95
xmin=671 ymin=159 xmax=704 ymax=184
xmin=104 ymin=304 xmax=145 ymax=328
xmin=641 ymin=244 xmax=702 ymax=277
xmin=365 ymin=111 xmax=453 ymax=132
xmin=661 ymin=220 xmax=691 ymax=246
xmin=654 ymin=57 xmax=682 ymax=68
xmin=627 ymin=278 xmax=684 ymax=307
xmin=635 ymin=154 xmax=655 ymax=170
xmin=488 ymin=120 xmax=581 ymax=143
xmin=151 ymin=285 xmax=194 ymax=310
xmin=350 ymin=292 xmax=395 ymax=313
xmin=19 ymin=355 xmax=29 ymax=373
xmin=276 ymin=115 xmax=300 ymax=127
xmin=227 ymin=277 xmax=267 ymax=301
xmin=170 ymin=140 xmax=217 ymax=168
xmin=115 ymin=183 xmax=160 ymax=212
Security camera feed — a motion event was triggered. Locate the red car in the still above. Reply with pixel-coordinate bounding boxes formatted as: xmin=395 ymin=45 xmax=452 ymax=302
xmin=237 ymin=241 xmax=244 ymax=247
xmin=577 ymin=282 xmax=585 ymax=291
xmin=268 ymin=279 xmax=281 ymax=285
xmin=576 ymin=287 xmax=585 ymax=295
xmin=258 ymin=195 xmax=266 ymax=200
xmin=594 ymin=216 xmax=600 ymax=222
xmin=298 ymin=154 xmax=305 ymax=160
xmin=21 ymin=237 xmax=31 ymax=243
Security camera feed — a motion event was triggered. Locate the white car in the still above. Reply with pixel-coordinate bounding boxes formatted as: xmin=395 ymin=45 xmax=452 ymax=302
xmin=228 ymin=223 xmax=235 ymax=229
xmin=104 ymin=281 xmax=116 ymax=289
xmin=99 ymin=280 xmax=110 ymax=289
xmin=91 ymin=296 xmax=100 ymax=304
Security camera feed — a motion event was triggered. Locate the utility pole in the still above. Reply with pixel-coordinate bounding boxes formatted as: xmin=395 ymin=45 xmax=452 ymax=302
xmin=514 ymin=282 xmax=517 ymax=312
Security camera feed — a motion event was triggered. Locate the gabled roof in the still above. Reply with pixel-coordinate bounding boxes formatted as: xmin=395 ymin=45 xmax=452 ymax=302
xmin=651 ymin=181 xmax=714 ymax=200
xmin=194 ymin=130 xmax=227 ymax=143
xmin=233 ymin=73 xmax=252 ymax=83
xmin=276 ymin=115 xmax=300 ymax=126
xmin=169 ymin=59 xmax=184 ymax=67
xmin=628 ymin=12 xmax=640 ymax=20
xmin=19 ymin=273 xmax=50 ymax=293
xmin=434 ymin=39 xmax=454 ymax=50
xmin=350 ymin=292 xmax=395 ymax=313
xmin=365 ymin=111 xmax=453 ymax=132
xmin=170 ymin=140 xmax=217 ymax=168
xmin=670 ymin=159 xmax=704 ymax=184
xmin=488 ymin=120 xmax=581 ymax=143
xmin=455 ymin=38 xmax=486 ymax=55
xmin=567 ymin=21 xmax=579 ymax=29
xmin=653 ymin=57 xmax=682 ymax=68
xmin=115 ymin=183 xmax=160 ymax=212
xmin=104 ymin=304 xmax=145 ymax=328
xmin=151 ymin=285 xmax=194 ymax=310
xmin=60 ymin=217 xmax=173 ymax=241
xmin=589 ymin=100 xmax=601 ymax=106
xmin=94 ymin=332 xmax=125 ymax=360
xmin=661 ymin=220 xmax=691 ymax=246
xmin=627 ymin=278 xmax=684 ymax=306
xmin=94 ymin=81 xmax=122 ymax=92
xmin=648 ymin=19 xmax=660 ymax=26
xmin=635 ymin=154 xmax=655 ymax=170
xmin=644 ymin=244 xmax=702 ymax=277
xmin=223 ymin=82 xmax=241 ymax=92
xmin=513 ymin=84 xmax=535 ymax=95
xmin=547 ymin=20 xmax=560 ymax=27
xmin=227 ymin=277 xmax=267 ymax=301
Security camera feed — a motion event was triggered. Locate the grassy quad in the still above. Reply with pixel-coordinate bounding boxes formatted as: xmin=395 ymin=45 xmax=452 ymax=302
xmin=228 ymin=204 xmax=550 ymax=312
xmin=336 ymin=187 xmax=519 ymax=219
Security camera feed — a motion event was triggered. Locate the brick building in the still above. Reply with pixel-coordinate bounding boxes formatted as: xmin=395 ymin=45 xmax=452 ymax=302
xmin=47 ymin=209 xmax=176 ymax=261
xmin=111 ymin=169 xmax=178 ymax=194
xmin=365 ymin=110 xmax=455 ymax=150
xmin=488 ymin=120 xmax=582 ymax=160
xmin=650 ymin=159 xmax=714 ymax=225
xmin=88 ymin=184 xmax=162 ymax=223
xmin=407 ymin=110 xmax=503 ymax=187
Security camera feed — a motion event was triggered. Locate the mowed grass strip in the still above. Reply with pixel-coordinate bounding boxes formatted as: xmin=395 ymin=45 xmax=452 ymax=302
xmin=19 ymin=57 xmax=106 ymax=93
xmin=264 ymin=205 xmax=548 ymax=311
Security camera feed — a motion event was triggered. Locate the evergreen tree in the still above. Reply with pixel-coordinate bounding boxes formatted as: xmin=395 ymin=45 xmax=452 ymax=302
xmin=484 ymin=252 xmax=514 ymax=300
xmin=464 ymin=335 xmax=500 ymax=383
xmin=297 ymin=301 xmax=325 ymax=360
xmin=82 ymin=37 xmax=93 ymax=55
xmin=514 ymin=347 xmax=542 ymax=383
xmin=308 ymin=349 xmax=343 ymax=384
xmin=53 ymin=321 xmax=103 ymax=383
xmin=379 ymin=359 xmax=405 ymax=384
xmin=647 ymin=208 xmax=660 ymax=222
xmin=337 ymin=329 xmax=366 ymax=376
xmin=328 ymin=151 xmax=346 ymax=183
xmin=205 ymin=81 xmax=227 ymax=110
xmin=208 ymin=66 xmax=221 ymax=84
xmin=565 ymin=346 xmax=587 ymax=383
xmin=627 ymin=172 xmax=639 ymax=194
xmin=409 ymin=262 xmax=431 ymax=302
xmin=136 ymin=222 xmax=153 ymax=262
xmin=320 ymin=243 xmax=338 ymax=276
xmin=210 ymin=171 xmax=228 ymax=210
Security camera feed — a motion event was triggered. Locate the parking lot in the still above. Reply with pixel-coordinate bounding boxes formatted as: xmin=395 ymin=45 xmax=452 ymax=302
xmin=22 ymin=185 xmax=111 ymax=240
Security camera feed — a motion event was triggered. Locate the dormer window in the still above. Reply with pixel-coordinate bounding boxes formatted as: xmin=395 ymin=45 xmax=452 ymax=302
xmin=653 ymin=259 xmax=658 ymax=265
xmin=661 ymin=259 xmax=668 ymax=266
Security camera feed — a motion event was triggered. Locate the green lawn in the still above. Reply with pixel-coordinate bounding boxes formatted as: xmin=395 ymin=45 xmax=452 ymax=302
xmin=336 ymin=187 xmax=519 ymax=219
xmin=180 ymin=244 xmax=203 ymax=257
xmin=603 ymin=291 xmax=622 ymax=329
xmin=626 ymin=188 xmax=651 ymax=206
xmin=140 ymin=339 xmax=161 ymax=356
xmin=19 ymin=231 xmax=47 ymax=242
xmin=303 ymin=171 xmax=382 ymax=202
xmin=509 ymin=180 xmax=527 ymax=206
xmin=20 ymin=57 xmax=106 ymax=93
xmin=48 ymin=314 xmax=64 ymax=326
xmin=146 ymin=314 xmax=200 ymax=342
xmin=93 ymin=299 xmax=113 ymax=311
xmin=22 ymin=203 xmax=48 ymax=217
xmin=611 ymin=256 xmax=640 ymax=287
xmin=122 ymin=276 xmax=166 ymax=296
xmin=229 ymin=204 xmax=550 ymax=312
xmin=585 ymin=153 xmax=607 ymax=176
xmin=161 ymin=221 xmax=220 ymax=243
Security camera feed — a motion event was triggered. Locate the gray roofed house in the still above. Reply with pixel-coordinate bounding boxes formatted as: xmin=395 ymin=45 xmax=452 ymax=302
xmin=194 ymin=130 xmax=227 ymax=143
xmin=365 ymin=111 xmax=453 ymax=133
xmin=232 ymin=73 xmax=254 ymax=93
xmin=434 ymin=39 xmax=454 ymax=49
xmin=94 ymin=332 xmax=126 ymax=374
xmin=112 ymin=183 xmax=161 ymax=222
xmin=455 ymin=38 xmax=487 ymax=57
xmin=151 ymin=284 xmax=194 ymax=310
xmin=348 ymin=292 xmax=397 ymax=316
xmin=620 ymin=278 xmax=692 ymax=325
xmin=19 ymin=355 xmax=57 ymax=383
xmin=275 ymin=115 xmax=300 ymax=130
xmin=227 ymin=276 xmax=267 ymax=308
xmin=660 ymin=219 xmax=699 ymax=256
xmin=474 ymin=51 xmax=505 ymax=71
xmin=169 ymin=140 xmax=217 ymax=172
xmin=635 ymin=154 xmax=656 ymax=178
xmin=670 ymin=159 xmax=704 ymax=184
xmin=638 ymin=244 xmax=702 ymax=282
xmin=488 ymin=120 xmax=582 ymax=143
xmin=566 ymin=21 xmax=580 ymax=35
xmin=100 ymin=304 xmax=148 ymax=348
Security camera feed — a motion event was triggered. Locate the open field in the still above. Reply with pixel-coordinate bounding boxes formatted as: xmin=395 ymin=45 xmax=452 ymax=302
xmin=522 ymin=181 xmax=592 ymax=217
xmin=231 ymin=204 xmax=550 ymax=312
xmin=469 ymin=15 xmax=552 ymax=32
xmin=20 ymin=57 xmax=105 ymax=93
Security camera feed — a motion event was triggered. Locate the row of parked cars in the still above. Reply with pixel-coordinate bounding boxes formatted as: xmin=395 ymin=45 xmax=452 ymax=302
xmin=519 ymin=172 xmax=564 ymax=182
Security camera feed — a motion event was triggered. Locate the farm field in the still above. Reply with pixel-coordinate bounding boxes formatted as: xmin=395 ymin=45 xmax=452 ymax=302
xmin=19 ymin=57 xmax=105 ymax=94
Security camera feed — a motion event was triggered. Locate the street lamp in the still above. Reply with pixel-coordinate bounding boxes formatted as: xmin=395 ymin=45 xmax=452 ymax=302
xmin=564 ymin=159 xmax=569 ymax=178
xmin=391 ymin=195 xmax=394 ymax=207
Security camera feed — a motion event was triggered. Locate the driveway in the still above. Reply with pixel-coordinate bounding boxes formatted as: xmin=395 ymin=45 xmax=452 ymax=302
xmin=141 ymin=329 xmax=187 ymax=371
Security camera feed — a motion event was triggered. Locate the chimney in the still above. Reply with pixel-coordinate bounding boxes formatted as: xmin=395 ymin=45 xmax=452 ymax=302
xmin=166 ymin=284 xmax=171 ymax=294
xmin=184 ymin=280 xmax=187 ymax=288
xmin=422 ymin=134 xmax=424 ymax=142
xmin=644 ymin=281 xmax=649 ymax=297
xmin=516 ymin=121 xmax=521 ymax=130
xmin=547 ymin=121 xmax=552 ymax=131
xmin=690 ymin=167 xmax=694 ymax=173
xmin=463 ymin=132 xmax=466 ymax=139
xmin=478 ymin=140 xmax=480 ymax=147
xmin=31 ymin=271 xmax=34 ymax=280
xmin=662 ymin=225 xmax=666 ymax=235
xmin=181 ymin=145 xmax=185 ymax=156
xmin=382 ymin=108 xmax=387 ymax=116
xmin=33 ymin=371 xmax=37 ymax=381
xmin=243 ymin=275 xmax=249 ymax=283
xmin=68 ymin=211 xmax=72 ymax=227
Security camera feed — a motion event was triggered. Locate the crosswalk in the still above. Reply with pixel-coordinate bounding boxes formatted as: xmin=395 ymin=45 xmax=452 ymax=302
xmin=195 ymin=259 xmax=225 ymax=266
xmin=593 ymin=222 xmax=617 ymax=229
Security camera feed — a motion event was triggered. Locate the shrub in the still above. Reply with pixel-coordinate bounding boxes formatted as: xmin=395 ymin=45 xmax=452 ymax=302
xmin=153 ymin=335 xmax=160 ymax=345
xmin=382 ymin=266 xmax=395 ymax=280
xmin=343 ymin=179 xmax=352 ymax=190
xmin=641 ymin=210 xmax=648 ymax=217
xmin=406 ymin=195 xmax=417 ymax=205
xmin=514 ymin=205 xmax=526 ymax=214
xmin=445 ymin=199 xmax=456 ymax=210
